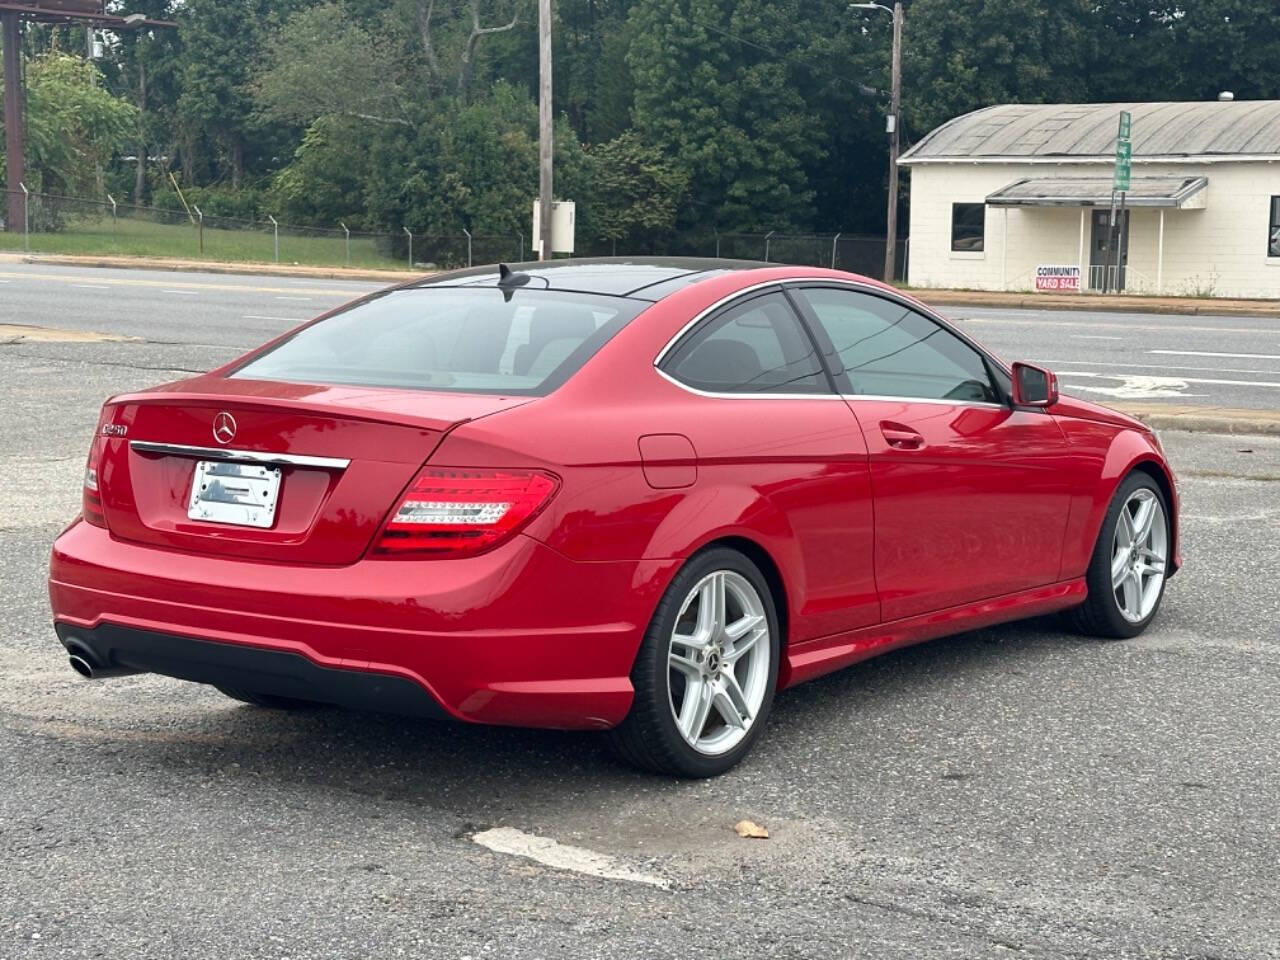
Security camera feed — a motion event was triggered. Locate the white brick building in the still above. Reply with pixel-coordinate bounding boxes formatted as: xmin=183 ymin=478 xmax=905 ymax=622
xmin=899 ymin=101 xmax=1280 ymax=299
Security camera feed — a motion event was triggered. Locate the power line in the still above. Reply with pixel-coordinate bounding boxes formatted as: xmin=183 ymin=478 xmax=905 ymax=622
xmin=687 ymin=16 xmax=884 ymax=100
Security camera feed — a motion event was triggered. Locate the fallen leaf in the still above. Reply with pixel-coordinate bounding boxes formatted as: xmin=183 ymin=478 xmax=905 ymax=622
xmin=734 ymin=819 xmax=769 ymax=839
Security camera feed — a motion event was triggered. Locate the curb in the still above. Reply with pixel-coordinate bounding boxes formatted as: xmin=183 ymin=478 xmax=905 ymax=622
xmin=1111 ymin=405 xmax=1280 ymax=437
xmin=3 ymin=253 xmax=420 ymax=285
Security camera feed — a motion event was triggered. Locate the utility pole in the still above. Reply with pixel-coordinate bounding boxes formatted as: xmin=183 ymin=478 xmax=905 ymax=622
xmin=849 ymin=2 xmax=903 ymax=284
xmin=3 ymin=11 xmax=25 ymax=235
xmin=885 ymin=0 xmax=902 ymax=284
xmin=537 ymin=0 xmax=552 ymax=261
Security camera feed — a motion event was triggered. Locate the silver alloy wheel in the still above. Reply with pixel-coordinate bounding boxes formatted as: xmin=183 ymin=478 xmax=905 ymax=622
xmin=667 ymin=570 xmax=771 ymax=756
xmin=1111 ymin=488 xmax=1169 ymax=623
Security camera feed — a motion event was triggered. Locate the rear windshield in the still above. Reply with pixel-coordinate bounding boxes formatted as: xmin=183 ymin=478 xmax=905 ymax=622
xmin=231 ymin=287 xmax=645 ymax=395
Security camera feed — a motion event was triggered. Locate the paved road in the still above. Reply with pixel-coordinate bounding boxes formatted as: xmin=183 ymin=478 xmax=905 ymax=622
xmin=945 ymin=306 xmax=1280 ymax=411
xmin=2 ymin=261 xmax=1279 ymax=410
xmin=3 ymin=263 xmax=1280 ymax=958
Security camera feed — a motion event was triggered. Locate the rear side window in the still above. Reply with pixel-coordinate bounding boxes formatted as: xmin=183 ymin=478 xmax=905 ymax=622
xmin=661 ymin=291 xmax=828 ymax=395
xmin=796 ymin=287 xmax=998 ymax=404
xmin=232 ymin=288 xmax=643 ymax=395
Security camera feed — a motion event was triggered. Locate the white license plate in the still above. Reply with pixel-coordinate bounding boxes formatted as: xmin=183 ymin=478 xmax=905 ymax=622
xmin=188 ymin=460 xmax=282 ymax=528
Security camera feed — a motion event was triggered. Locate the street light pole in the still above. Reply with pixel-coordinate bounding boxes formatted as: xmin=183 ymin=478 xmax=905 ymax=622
xmin=850 ymin=1 xmax=903 ymax=284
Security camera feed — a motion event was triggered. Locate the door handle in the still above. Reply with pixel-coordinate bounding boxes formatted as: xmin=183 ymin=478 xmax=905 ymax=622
xmin=880 ymin=421 xmax=925 ymax=450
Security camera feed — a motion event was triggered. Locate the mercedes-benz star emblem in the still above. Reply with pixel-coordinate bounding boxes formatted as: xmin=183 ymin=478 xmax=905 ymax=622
xmin=212 ymin=411 xmax=237 ymax=445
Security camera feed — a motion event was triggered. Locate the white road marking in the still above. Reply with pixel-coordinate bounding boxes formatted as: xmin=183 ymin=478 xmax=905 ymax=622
xmin=72 ymin=283 xmax=111 ymax=290
xmin=471 ymin=827 xmax=670 ymax=890
xmin=243 ymin=315 xmax=308 ymax=322
xmin=1057 ymin=372 xmax=1198 ymax=399
xmin=1060 ymin=370 xmax=1280 ymax=391
xmin=1150 ymin=349 xmax=1280 ymax=360
xmin=274 ymin=296 xmax=313 ymax=301
xmin=1040 ymin=358 xmax=1280 ymax=376
xmin=162 ymin=289 xmax=200 ymax=296
xmin=1071 ymin=335 xmax=1123 ymax=341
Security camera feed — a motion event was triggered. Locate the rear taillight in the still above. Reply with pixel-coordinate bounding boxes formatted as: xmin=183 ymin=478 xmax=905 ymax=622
xmin=82 ymin=405 xmax=117 ymax=528
xmin=82 ymin=437 xmax=106 ymax=528
xmin=373 ymin=468 xmax=559 ymax=558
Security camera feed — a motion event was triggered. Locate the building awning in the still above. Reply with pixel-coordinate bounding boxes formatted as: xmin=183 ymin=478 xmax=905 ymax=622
xmin=985 ymin=176 xmax=1208 ymax=208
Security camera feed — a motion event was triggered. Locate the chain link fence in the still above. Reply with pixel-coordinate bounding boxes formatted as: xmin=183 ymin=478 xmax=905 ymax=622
xmin=2 ymin=189 xmax=908 ymax=279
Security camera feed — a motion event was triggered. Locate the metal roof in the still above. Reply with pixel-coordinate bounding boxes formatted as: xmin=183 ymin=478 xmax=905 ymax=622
xmin=986 ymin=176 xmax=1208 ymax=208
xmin=900 ymin=101 xmax=1280 ymax=163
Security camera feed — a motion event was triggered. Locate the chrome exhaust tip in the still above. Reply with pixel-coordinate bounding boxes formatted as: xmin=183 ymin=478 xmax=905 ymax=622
xmin=68 ymin=653 xmax=96 ymax=679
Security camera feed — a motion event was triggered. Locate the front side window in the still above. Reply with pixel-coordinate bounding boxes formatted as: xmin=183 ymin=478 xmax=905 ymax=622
xmin=795 ymin=287 xmax=999 ymax=404
xmin=951 ymin=202 xmax=986 ymax=252
xmin=233 ymin=288 xmax=643 ymax=395
xmin=662 ymin=291 xmax=828 ymax=395
xmin=1269 ymin=196 xmax=1280 ymax=257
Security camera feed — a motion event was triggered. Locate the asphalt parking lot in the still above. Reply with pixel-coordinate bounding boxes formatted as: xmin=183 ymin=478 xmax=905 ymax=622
xmin=3 ymin=266 xmax=1280 ymax=959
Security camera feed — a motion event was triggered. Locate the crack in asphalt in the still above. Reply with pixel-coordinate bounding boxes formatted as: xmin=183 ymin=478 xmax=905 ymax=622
xmin=0 ymin=351 xmax=204 ymax=375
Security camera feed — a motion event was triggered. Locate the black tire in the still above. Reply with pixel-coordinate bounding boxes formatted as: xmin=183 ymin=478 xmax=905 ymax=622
xmin=1069 ymin=471 xmax=1170 ymax=639
xmin=215 ymin=686 xmax=324 ymax=710
xmin=609 ymin=547 xmax=781 ymax=778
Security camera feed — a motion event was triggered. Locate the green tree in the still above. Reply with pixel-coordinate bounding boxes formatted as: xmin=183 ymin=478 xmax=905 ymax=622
xmin=584 ymin=131 xmax=688 ymax=250
xmin=256 ymin=2 xmax=408 ymax=128
xmin=177 ymin=0 xmax=315 ymax=186
xmin=902 ymin=0 xmax=1096 ymax=137
xmin=1 ymin=52 xmax=138 ymax=195
xmin=110 ymin=1 xmax=183 ymax=202
xmin=1167 ymin=2 xmax=1280 ymax=102
xmin=628 ymin=0 xmax=822 ymax=232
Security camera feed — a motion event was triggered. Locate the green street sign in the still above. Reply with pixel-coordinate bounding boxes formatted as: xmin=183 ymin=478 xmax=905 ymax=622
xmin=1115 ymin=137 xmax=1132 ymax=191
xmin=1114 ymin=111 xmax=1133 ymax=190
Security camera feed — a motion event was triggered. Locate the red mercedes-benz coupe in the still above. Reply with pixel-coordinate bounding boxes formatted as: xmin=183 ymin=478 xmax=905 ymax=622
xmin=49 ymin=259 xmax=1179 ymax=776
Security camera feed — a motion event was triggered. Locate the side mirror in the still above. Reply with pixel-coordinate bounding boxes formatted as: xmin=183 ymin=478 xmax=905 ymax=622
xmin=1011 ymin=362 xmax=1059 ymax=407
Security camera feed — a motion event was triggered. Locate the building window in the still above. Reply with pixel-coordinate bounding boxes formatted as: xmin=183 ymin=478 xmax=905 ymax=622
xmin=951 ymin=203 xmax=985 ymax=252
xmin=1270 ymin=197 xmax=1280 ymax=257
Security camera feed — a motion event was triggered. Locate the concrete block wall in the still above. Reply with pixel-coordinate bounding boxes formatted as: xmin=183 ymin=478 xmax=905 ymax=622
xmin=904 ymin=159 xmax=1280 ymax=299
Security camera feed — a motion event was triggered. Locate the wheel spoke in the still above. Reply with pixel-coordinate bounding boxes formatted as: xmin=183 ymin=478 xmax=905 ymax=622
xmin=1120 ymin=569 xmax=1141 ymax=617
xmin=695 ymin=573 xmax=727 ymax=640
xmin=1116 ymin=507 xmax=1135 ymax=548
xmin=669 ymin=647 xmax=701 ymax=678
xmin=1111 ymin=547 xmax=1130 ymax=588
xmin=724 ymin=614 xmax=765 ymax=664
xmin=718 ymin=671 xmax=753 ymax=727
xmin=1132 ymin=496 xmax=1156 ymax=544
xmin=725 ymin=629 xmax=762 ymax=665
xmin=710 ymin=687 xmax=743 ymax=730
xmin=725 ymin=612 xmax=763 ymax=642
xmin=678 ymin=676 xmax=713 ymax=741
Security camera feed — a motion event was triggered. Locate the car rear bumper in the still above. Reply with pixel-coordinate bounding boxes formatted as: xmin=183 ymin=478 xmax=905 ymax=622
xmin=56 ymin=621 xmax=453 ymax=720
xmin=50 ymin=520 xmax=680 ymax=729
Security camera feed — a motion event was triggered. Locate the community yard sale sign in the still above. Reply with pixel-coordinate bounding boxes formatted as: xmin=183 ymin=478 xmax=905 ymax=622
xmin=1035 ymin=265 xmax=1082 ymax=292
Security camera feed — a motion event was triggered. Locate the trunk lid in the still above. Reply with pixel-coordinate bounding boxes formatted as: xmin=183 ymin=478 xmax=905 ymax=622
xmin=96 ymin=376 xmax=530 ymax=565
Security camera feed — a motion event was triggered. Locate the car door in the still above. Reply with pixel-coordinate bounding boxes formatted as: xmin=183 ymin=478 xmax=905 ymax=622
xmin=657 ymin=287 xmax=880 ymax=642
xmin=789 ymin=284 xmax=1075 ymax=622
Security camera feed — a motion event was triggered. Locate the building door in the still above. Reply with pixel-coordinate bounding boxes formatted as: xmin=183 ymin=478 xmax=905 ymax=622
xmin=1089 ymin=208 xmax=1130 ymax=291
